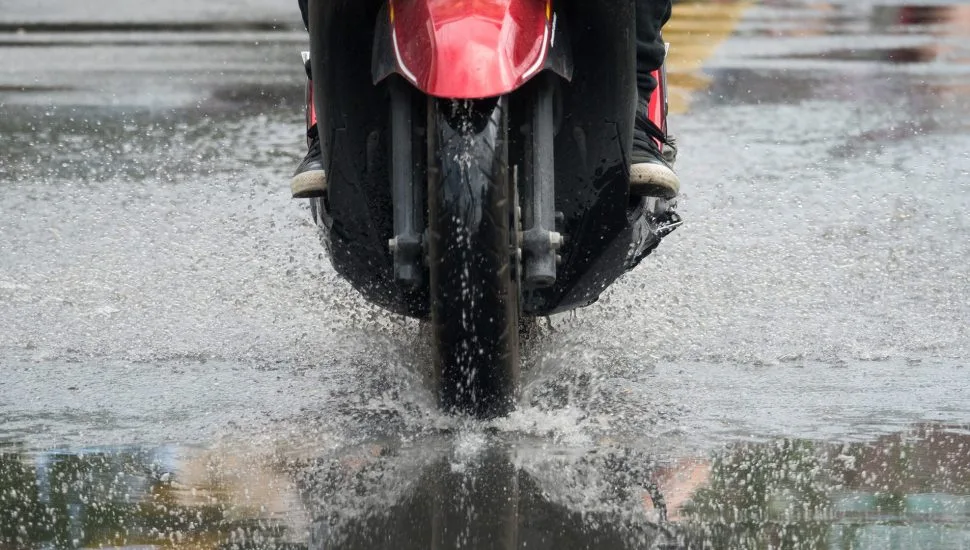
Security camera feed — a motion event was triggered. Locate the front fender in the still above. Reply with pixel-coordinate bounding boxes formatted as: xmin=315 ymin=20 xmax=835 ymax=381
xmin=373 ymin=0 xmax=570 ymax=98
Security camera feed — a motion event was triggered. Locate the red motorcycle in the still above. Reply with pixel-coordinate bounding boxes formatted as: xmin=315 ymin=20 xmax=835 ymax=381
xmin=304 ymin=0 xmax=679 ymax=417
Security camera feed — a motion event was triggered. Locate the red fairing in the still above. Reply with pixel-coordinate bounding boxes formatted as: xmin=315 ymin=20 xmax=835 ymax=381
xmin=306 ymin=78 xmax=317 ymax=130
xmin=647 ymin=68 xmax=665 ymax=135
xmin=390 ymin=0 xmax=552 ymax=99
xmin=647 ymin=67 xmax=666 ymax=150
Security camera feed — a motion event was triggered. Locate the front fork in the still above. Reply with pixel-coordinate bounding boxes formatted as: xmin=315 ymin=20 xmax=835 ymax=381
xmin=387 ymin=77 xmax=425 ymax=287
xmin=520 ymin=73 xmax=563 ymax=288
xmin=383 ymin=75 xmax=563 ymax=291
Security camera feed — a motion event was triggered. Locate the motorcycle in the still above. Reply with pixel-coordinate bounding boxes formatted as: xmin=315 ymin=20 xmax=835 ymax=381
xmin=304 ymin=0 xmax=680 ymax=418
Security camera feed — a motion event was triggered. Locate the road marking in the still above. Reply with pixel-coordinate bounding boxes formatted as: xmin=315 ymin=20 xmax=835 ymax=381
xmin=665 ymin=1 xmax=753 ymax=114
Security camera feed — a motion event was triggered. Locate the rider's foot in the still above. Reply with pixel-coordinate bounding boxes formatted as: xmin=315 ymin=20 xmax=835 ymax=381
xmin=630 ymin=101 xmax=680 ymax=199
xmin=291 ymin=126 xmax=327 ymax=199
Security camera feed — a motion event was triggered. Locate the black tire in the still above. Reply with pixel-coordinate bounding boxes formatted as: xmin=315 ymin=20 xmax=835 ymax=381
xmin=428 ymin=97 xmax=519 ymax=418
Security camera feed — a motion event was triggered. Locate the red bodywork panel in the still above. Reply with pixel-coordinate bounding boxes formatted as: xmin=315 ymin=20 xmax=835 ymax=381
xmin=306 ymin=78 xmax=318 ymax=130
xmin=647 ymin=66 xmax=667 ymax=149
xmin=390 ymin=0 xmax=552 ymax=99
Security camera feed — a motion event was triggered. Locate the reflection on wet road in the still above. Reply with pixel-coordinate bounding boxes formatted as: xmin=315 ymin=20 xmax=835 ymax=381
xmin=1 ymin=0 xmax=969 ymax=548
xmin=3 ymin=425 xmax=970 ymax=548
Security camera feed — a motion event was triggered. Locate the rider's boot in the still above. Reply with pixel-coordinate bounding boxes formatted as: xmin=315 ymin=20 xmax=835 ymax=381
xmin=291 ymin=63 xmax=326 ymax=199
xmin=291 ymin=124 xmax=327 ymax=199
xmin=630 ymin=97 xmax=680 ymax=199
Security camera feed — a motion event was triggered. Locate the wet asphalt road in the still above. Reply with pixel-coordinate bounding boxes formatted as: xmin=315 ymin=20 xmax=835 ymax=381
xmin=2 ymin=1 xmax=970 ymax=548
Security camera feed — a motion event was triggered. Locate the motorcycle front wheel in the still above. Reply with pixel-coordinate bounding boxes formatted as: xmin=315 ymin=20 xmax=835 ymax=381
xmin=427 ymin=96 xmax=519 ymax=418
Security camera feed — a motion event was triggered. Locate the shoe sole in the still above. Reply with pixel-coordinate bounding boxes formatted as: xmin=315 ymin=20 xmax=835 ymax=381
xmin=630 ymin=163 xmax=680 ymax=199
xmin=290 ymin=170 xmax=327 ymax=199
xmin=292 ymin=166 xmax=675 ymax=200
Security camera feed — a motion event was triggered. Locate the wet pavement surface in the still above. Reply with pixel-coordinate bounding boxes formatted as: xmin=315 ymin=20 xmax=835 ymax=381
xmin=2 ymin=1 xmax=970 ymax=548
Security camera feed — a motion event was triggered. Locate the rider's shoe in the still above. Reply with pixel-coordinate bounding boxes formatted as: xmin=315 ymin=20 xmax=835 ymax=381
xmin=630 ymin=101 xmax=680 ymax=199
xmin=291 ymin=125 xmax=327 ymax=199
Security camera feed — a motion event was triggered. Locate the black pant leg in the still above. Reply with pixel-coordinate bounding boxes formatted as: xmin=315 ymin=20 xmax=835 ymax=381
xmin=636 ymin=0 xmax=672 ymax=99
xmin=299 ymin=0 xmax=309 ymax=29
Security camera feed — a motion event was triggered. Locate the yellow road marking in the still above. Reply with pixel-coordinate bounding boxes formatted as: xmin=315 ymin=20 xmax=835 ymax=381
xmin=665 ymin=1 xmax=753 ymax=114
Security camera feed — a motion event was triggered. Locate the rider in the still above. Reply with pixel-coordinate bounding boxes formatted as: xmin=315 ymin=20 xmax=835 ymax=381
xmin=291 ymin=0 xmax=679 ymax=200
